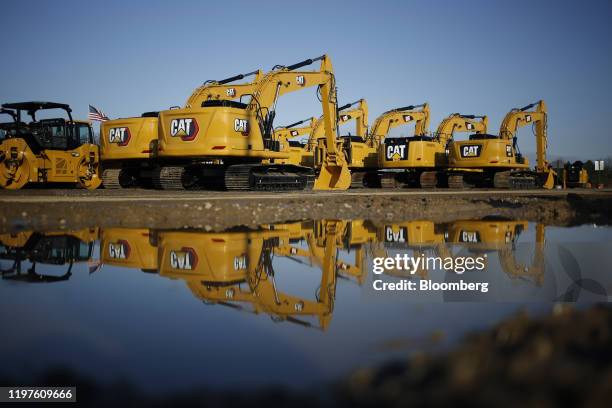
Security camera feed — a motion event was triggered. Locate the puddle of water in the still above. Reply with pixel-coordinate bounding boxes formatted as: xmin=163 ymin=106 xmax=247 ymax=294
xmin=0 ymin=219 xmax=610 ymax=394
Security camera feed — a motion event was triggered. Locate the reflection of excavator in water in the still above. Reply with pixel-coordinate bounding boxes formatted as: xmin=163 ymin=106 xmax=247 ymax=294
xmin=442 ymin=218 xmax=545 ymax=285
xmin=0 ymin=229 xmax=99 ymax=282
xmin=447 ymin=100 xmax=556 ymax=189
xmin=96 ymin=220 xmax=369 ymax=329
xmin=100 ymin=69 xmax=263 ymax=188
xmin=374 ymin=218 xmax=546 ymax=284
xmin=100 ymin=228 xmax=158 ymax=273
xmin=375 ymin=220 xmax=443 ymax=278
xmin=157 ymin=55 xmax=351 ymax=191
xmin=0 ymin=102 xmax=101 ymax=190
xmin=156 ymin=223 xmax=339 ymax=330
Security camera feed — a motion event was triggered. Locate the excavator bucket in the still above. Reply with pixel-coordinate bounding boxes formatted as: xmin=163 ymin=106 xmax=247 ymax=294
xmin=313 ymin=161 xmax=351 ymax=190
xmin=541 ymin=169 xmax=555 ymax=190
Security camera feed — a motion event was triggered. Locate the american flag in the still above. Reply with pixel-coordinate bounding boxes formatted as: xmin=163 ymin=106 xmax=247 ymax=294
xmin=88 ymin=105 xmax=109 ymax=122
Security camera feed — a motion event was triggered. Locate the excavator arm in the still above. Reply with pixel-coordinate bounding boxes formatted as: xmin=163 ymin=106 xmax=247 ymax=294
xmin=248 ymin=222 xmax=339 ymax=330
xmin=185 ymin=69 xmax=264 ymax=108
xmin=336 ymin=99 xmax=369 ymax=138
xmin=248 ymin=55 xmax=350 ymax=190
xmin=499 ymin=100 xmax=548 ymax=173
xmin=370 ymin=103 xmax=430 ymax=147
xmin=273 ymin=117 xmax=317 ymax=144
xmin=436 ymin=113 xmax=488 ymax=145
xmin=281 ymin=98 xmax=368 ymax=152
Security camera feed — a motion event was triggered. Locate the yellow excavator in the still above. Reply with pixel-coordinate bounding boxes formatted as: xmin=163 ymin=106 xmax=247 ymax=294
xmin=0 ymin=102 xmax=101 ymax=190
xmin=272 ymin=116 xmax=317 ymax=167
xmin=372 ymin=103 xmax=434 ymax=187
xmin=272 ymin=98 xmax=369 ymax=171
xmin=100 ymin=69 xmax=263 ymax=188
xmin=157 ymin=55 xmax=351 ymax=191
xmin=447 ymin=100 xmax=555 ymax=189
xmin=383 ymin=111 xmax=488 ymax=188
xmin=0 ymin=228 xmax=99 ymax=282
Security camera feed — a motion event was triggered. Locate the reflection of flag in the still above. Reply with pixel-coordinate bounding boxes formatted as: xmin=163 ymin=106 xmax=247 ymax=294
xmin=88 ymin=105 xmax=109 ymax=122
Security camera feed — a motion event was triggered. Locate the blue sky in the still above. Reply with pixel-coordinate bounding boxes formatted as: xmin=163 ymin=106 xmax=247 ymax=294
xmin=1 ymin=0 xmax=610 ymax=159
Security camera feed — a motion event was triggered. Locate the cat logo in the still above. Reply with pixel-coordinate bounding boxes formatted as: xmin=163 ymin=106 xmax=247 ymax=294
xmin=233 ymin=255 xmax=247 ymax=271
xmin=108 ymin=240 xmax=131 ymax=260
xmin=385 ymin=226 xmax=408 ymax=243
xmin=459 ymin=230 xmax=480 ymax=243
xmin=525 ymin=114 xmax=532 ymax=123
xmin=460 ymin=144 xmax=481 ymax=158
xmin=340 ymin=114 xmax=351 ymax=122
xmin=296 ymin=75 xmax=305 ymax=86
xmin=506 ymin=145 xmax=513 ymax=157
xmin=466 ymin=122 xmax=474 ymax=130
xmin=169 ymin=247 xmax=198 ymax=270
xmin=170 ymin=118 xmax=199 ymax=141
xmin=385 ymin=143 xmax=407 ymax=161
xmin=234 ymin=118 xmax=249 ymax=134
xmin=290 ymin=130 xmax=299 ymax=137
xmin=108 ymin=127 xmax=131 ymax=146
xmin=226 ymin=88 xmax=236 ymax=97
xmin=402 ymin=115 xmax=413 ymax=122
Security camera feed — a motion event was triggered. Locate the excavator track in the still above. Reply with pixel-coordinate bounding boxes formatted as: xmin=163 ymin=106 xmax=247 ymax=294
xmin=419 ymin=171 xmax=438 ymax=189
xmin=494 ymin=171 xmax=536 ymax=189
xmin=152 ymin=166 xmax=187 ymax=190
xmin=380 ymin=173 xmax=397 ymax=189
xmin=350 ymin=172 xmax=366 ymax=189
xmin=101 ymin=168 xmax=126 ymax=189
xmin=448 ymin=174 xmax=467 ymax=189
xmin=224 ymin=164 xmax=313 ymax=191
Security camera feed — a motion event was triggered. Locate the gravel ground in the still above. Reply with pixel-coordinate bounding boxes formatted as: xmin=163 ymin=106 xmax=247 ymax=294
xmin=0 ymin=189 xmax=610 ymax=233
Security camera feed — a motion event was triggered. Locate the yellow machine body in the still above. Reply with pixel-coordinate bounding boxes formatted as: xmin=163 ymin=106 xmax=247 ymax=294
xmin=99 ymin=70 xmax=264 ymax=188
xmin=382 ymin=110 xmax=487 ymax=170
xmin=158 ymin=105 xmax=288 ymax=160
xmin=447 ymin=100 xmax=555 ymax=189
xmin=100 ymin=228 xmax=158 ymax=271
xmin=101 ymin=71 xmax=264 ymax=163
xmin=0 ymin=102 xmax=101 ymax=190
xmin=100 ymin=115 xmax=159 ymax=161
xmin=445 ymin=220 xmax=529 ymax=250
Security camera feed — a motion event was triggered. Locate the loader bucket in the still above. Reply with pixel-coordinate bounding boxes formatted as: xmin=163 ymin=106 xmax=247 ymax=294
xmin=313 ymin=163 xmax=351 ymax=190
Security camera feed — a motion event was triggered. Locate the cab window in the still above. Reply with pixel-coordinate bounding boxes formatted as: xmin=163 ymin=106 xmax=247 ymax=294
xmin=78 ymin=124 xmax=92 ymax=145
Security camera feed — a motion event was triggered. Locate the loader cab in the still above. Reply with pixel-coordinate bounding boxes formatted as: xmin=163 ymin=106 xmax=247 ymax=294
xmin=1 ymin=232 xmax=95 ymax=283
xmin=0 ymin=108 xmax=21 ymax=142
xmin=1 ymin=101 xmax=94 ymax=153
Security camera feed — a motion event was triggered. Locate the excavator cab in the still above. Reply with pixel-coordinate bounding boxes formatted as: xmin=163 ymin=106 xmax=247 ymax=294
xmin=0 ymin=102 xmax=101 ymax=190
